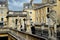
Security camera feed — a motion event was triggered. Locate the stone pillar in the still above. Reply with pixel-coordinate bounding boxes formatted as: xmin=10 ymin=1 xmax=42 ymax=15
xmin=54 ymin=23 xmax=57 ymax=40
xmin=26 ymin=13 xmax=32 ymax=34
xmin=26 ymin=19 xmax=32 ymax=34
xmin=17 ymin=16 xmax=21 ymax=31
xmin=17 ymin=21 xmax=20 ymax=31
xmin=41 ymin=25 xmax=44 ymax=35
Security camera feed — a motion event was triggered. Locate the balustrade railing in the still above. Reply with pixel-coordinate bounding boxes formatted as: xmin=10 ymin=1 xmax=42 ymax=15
xmin=0 ymin=28 xmax=47 ymax=40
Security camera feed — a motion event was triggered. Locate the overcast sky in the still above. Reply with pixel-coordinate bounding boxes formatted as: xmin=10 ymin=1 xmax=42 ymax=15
xmin=8 ymin=0 xmax=42 ymax=11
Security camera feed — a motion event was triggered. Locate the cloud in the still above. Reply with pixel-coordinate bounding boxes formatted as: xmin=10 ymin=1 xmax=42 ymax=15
xmin=8 ymin=0 xmax=42 ymax=11
xmin=8 ymin=0 xmax=30 ymax=11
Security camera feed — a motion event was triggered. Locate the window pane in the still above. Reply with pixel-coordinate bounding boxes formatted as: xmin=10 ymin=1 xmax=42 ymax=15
xmin=15 ymin=19 xmax=18 ymax=25
xmin=30 ymin=12 xmax=32 ymax=14
xmin=47 ymin=8 xmax=49 ymax=12
xmin=1 ymin=18 xmax=3 ymax=21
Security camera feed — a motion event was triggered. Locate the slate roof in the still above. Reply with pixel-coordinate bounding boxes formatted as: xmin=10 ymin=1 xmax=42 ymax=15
xmin=0 ymin=0 xmax=6 ymax=4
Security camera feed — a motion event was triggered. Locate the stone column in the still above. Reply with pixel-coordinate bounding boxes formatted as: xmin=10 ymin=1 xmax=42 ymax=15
xmin=26 ymin=13 xmax=32 ymax=34
xmin=54 ymin=23 xmax=57 ymax=40
xmin=17 ymin=16 xmax=21 ymax=31
xmin=26 ymin=19 xmax=32 ymax=34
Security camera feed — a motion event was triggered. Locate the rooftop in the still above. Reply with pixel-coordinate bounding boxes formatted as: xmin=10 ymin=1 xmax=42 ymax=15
xmin=6 ymin=11 xmax=27 ymax=17
xmin=0 ymin=0 xmax=7 ymax=4
xmin=7 ymin=14 xmax=27 ymax=17
xmin=33 ymin=3 xmax=57 ymax=10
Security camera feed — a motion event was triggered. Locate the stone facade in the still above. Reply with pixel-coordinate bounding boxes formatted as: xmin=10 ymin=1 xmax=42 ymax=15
xmin=6 ymin=11 xmax=27 ymax=31
xmin=0 ymin=0 xmax=8 ymax=27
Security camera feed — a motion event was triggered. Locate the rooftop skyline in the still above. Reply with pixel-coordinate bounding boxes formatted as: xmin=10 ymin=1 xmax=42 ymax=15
xmin=8 ymin=0 xmax=42 ymax=11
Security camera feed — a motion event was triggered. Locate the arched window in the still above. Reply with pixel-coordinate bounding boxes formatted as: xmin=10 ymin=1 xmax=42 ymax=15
xmin=47 ymin=8 xmax=49 ymax=12
xmin=1 ymin=18 xmax=3 ymax=21
xmin=1 ymin=16 xmax=4 ymax=21
xmin=15 ymin=19 xmax=18 ymax=26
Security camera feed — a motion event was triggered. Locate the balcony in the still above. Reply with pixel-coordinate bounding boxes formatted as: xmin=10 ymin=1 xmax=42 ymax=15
xmin=0 ymin=28 xmax=47 ymax=40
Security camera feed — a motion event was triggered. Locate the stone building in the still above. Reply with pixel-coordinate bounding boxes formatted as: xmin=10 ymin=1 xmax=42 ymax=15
xmin=23 ymin=0 xmax=60 ymax=39
xmin=23 ymin=1 xmax=48 ymax=34
xmin=0 ymin=0 xmax=8 ymax=27
xmin=6 ymin=11 xmax=27 ymax=31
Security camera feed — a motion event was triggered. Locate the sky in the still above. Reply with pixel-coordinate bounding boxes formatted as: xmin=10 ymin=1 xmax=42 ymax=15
xmin=8 ymin=0 xmax=42 ymax=11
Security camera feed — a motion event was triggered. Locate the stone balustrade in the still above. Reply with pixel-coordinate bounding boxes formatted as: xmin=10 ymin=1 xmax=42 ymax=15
xmin=0 ymin=28 xmax=47 ymax=40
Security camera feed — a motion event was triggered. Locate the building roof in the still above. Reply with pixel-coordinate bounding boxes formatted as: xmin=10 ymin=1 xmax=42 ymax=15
xmin=6 ymin=11 xmax=27 ymax=17
xmin=33 ymin=3 xmax=57 ymax=10
xmin=33 ymin=3 xmax=47 ymax=7
xmin=23 ymin=2 xmax=57 ymax=10
xmin=0 ymin=0 xmax=7 ymax=4
xmin=7 ymin=10 xmax=27 ymax=14
xmin=23 ymin=3 xmax=42 ymax=10
xmin=7 ymin=14 xmax=27 ymax=17
xmin=8 ymin=10 xmax=27 ymax=12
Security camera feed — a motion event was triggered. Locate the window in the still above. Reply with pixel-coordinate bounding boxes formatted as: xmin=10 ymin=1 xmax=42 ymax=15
xmin=47 ymin=8 xmax=49 ymax=12
xmin=30 ymin=16 xmax=32 ymax=20
xmin=0 ymin=4 xmax=5 ymax=7
xmin=9 ymin=12 xmax=13 ymax=14
xmin=15 ymin=19 xmax=18 ymax=26
xmin=1 ymin=16 xmax=4 ymax=21
xmin=1 ymin=18 xmax=3 ymax=21
xmin=30 ymin=12 xmax=32 ymax=14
